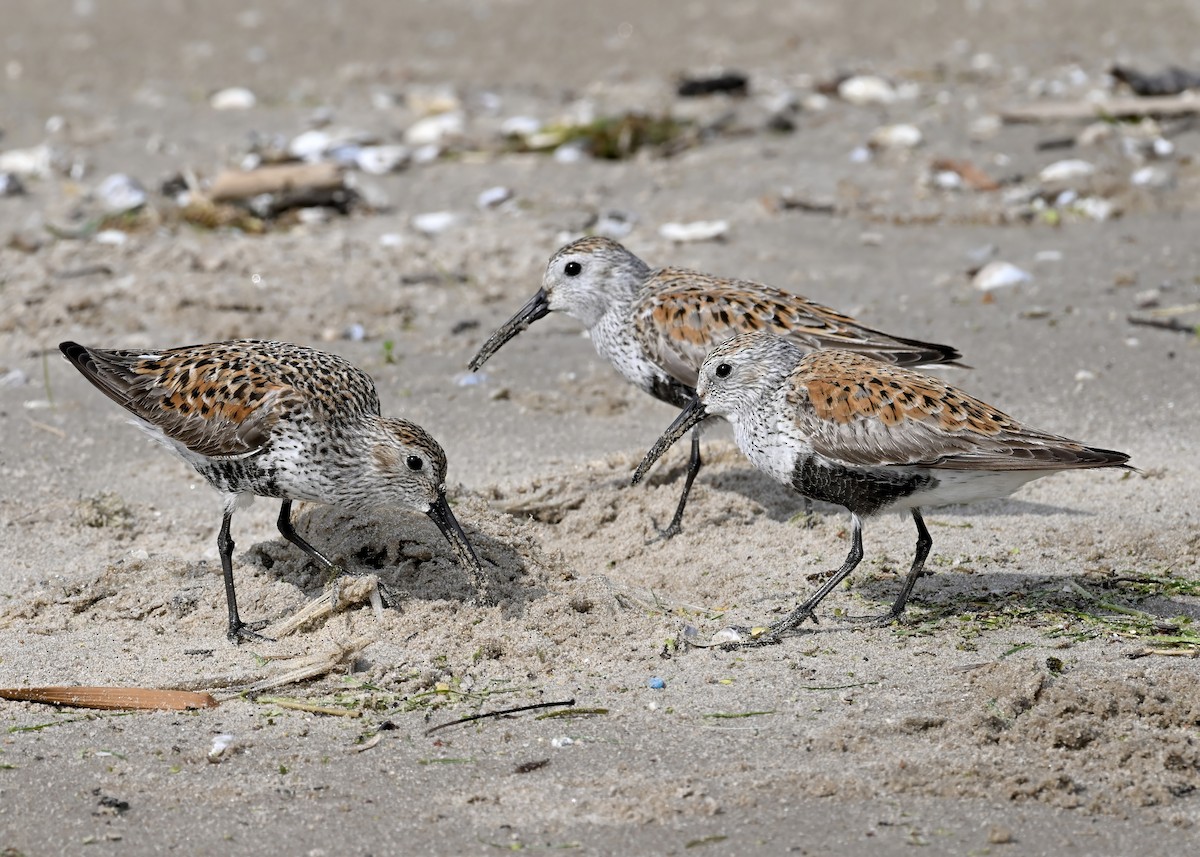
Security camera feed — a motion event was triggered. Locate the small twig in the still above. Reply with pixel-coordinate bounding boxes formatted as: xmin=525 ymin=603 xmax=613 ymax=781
xmin=1126 ymin=647 xmax=1199 ymax=660
xmin=254 ymin=696 xmax=362 ymax=718
xmin=424 ymin=698 xmax=576 ymax=735
xmin=1127 ymin=315 xmax=1199 ymax=335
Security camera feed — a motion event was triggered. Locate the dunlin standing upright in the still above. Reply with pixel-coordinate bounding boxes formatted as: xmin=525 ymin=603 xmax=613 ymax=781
xmin=471 ymin=237 xmax=962 ymax=538
xmin=633 ymin=332 xmax=1131 ymax=644
xmin=60 ymin=339 xmax=486 ymax=642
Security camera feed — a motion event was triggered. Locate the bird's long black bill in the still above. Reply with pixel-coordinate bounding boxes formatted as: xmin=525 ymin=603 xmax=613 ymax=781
xmin=468 ymin=289 xmax=552 ymax=372
xmin=632 ymin=398 xmax=709 ymax=486
xmin=426 ymin=492 xmax=485 ymax=592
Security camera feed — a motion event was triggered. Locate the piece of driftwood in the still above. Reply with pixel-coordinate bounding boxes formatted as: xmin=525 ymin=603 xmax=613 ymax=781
xmin=209 ymin=162 xmax=343 ymax=202
xmin=1000 ymin=96 xmax=1200 ymax=123
xmin=0 ymin=686 xmax=219 ymax=710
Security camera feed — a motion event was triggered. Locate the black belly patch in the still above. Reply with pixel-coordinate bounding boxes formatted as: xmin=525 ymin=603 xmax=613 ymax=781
xmin=792 ymin=456 xmax=932 ymax=516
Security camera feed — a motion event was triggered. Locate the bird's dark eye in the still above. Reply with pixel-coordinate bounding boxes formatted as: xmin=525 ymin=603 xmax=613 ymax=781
xmin=564 ymin=261 xmax=582 ymax=277
xmin=715 ymin=363 xmax=732 ymax=378
xmin=406 ymin=455 xmax=424 ymax=471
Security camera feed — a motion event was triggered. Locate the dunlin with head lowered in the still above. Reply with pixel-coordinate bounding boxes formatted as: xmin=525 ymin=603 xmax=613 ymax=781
xmin=632 ymin=332 xmax=1131 ymax=645
xmin=60 ymin=339 xmax=486 ymax=642
xmin=470 ymin=237 xmax=962 ymax=538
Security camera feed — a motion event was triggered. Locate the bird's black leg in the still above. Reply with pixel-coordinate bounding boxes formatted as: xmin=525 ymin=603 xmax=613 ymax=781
xmin=219 ymin=508 xmax=271 ymax=644
xmin=652 ymin=429 xmax=702 ymax=542
xmin=883 ymin=508 xmax=933 ymax=620
xmin=276 ymin=500 xmax=337 ymax=570
xmin=735 ymin=514 xmax=865 ymax=647
xmin=843 ymin=507 xmax=932 ymax=625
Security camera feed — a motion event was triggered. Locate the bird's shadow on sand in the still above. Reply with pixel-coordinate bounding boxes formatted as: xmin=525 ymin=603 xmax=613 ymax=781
xmin=242 ymin=504 xmax=544 ymax=621
xmin=740 ymin=569 xmax=1200 ymax=642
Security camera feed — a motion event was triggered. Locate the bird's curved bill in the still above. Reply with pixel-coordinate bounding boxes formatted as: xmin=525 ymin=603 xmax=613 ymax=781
xmin=632 ymin=398 xmax=709 ymax=486
xmin=426 ymin=492 xmax=486 ymax=595
xmin=468 ymin=289 xmax=551 ymax=372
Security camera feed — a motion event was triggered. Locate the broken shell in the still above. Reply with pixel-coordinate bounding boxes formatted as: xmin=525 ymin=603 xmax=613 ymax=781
xmin=837 ymin=75 xmax=896 ymax=106
xmin=658 ymin=220 xmax=729 ymax=243
xmin=412 ymin=211 xmax=458 ymax=236
xmin=355 ymin=145 xmax=410 ymax=175
xmin=404 ymin=112 xmax=464 ymax=147
xmin=1038 ymin=159 xmax=1095 ymax=184
xmin=96 ymin=173 xmax=147 ymax=213
xmin=972 ymin=261 xmax=1031 ymax=291
xmin=476 ymin=186 xmax=513 ymax=209
xmin=209 ymin=87 xmax=256 ymax=110
xmin=868 ymin=123 xmax=922 ymax=149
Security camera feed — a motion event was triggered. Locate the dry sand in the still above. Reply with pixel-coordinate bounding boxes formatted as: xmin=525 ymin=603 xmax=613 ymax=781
xmin=1 ymin=2 xmax=1198 ymax=854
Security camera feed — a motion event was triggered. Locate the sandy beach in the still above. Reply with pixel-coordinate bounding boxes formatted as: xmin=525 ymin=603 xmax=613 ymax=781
xmin=2 ymin=2 xmax=1198 ymax=854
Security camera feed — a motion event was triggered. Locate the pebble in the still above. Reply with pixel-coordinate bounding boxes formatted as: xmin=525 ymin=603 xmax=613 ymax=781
xmin=553 ymin=142 xmax=587 ymax=163
xmin=1038 ymin=159 xmax=1095 ymax=184
xmin=972 ymin=261 xmax=1031 ymax=291
xmin=476 ymin=185 xmax=513 ymax=209
xmin=343 ymin=324 xmax=366 ymax=342
xmin=550 ymin=736 xmax=574 ymax=748
xmin=647 ymin=677 xmax=666 ymax=690
xmin=848 ymin=145 xmax=871 ymax=164
xmin=0 ymin=172 xmax=24 ymax=196
xmin=378 ymin=233 xmax=404 ymax=248
xmin=837 ymin=75 xmax=896 ymax=105
xmin=988 ymin=827 xmax=1015 ymax=845
xmin=209 ymin=87 xmax=256 ymax=110
xmin=1131 ymin=166 xmax=1172 ymax=189
xmin=593 ymin=210 xmax=637 ymax=239
xmin=412 ymin=211 xmax=458 ymax=236
xmin=1075 ymin=197 xmax=1115 ymax=222
xmin=95 ymin=173 xmax=146 ymax=213
xmin=501 ymin=116 xmax=542 ymax=137
xmin=355 ymin=145 xmax=410 ymax=175
xmin=93 ymin=229 xmax=129 ymax=246
xmin=456 ymin=372 xmax=487 ymax=387
xmin=868 ymin=123 xmax=922 ymax=150
xmin=658 ymin=220 xmax=729 ymax=243
xmin=968 ymin=114 xmax=1002 ymax=141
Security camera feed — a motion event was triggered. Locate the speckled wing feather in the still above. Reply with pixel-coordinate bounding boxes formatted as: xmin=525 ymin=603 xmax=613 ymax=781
xmin=60 ymin=340 xmax=380 ymax=459
xmin=787 ymin=351 xmax=1130 ymax=471
xmin=633 ymin=268 xmax=961 ymax=388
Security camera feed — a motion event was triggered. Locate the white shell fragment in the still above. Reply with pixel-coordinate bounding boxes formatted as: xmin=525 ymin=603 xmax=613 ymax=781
xmin=1038 ymin=159 xmax=1095 ymax=184
xmin=404 ymin=112 xmax=464 ymax=147
xmin=95 ymin=173 xmax=147 ymax=213
xmin=476 ymin=185 xmax=513 ymax=209
xmin=209 ymin=87 xmax=257 ymax=110
xmin=0 ymin=144 xmax=55 ymax=178
xmin=837 ymin=75 xmax=896 ymax=106
xmin=658 ymin=220 xmax=729 ymax=243
xmin=972 ymin=261 xmax=1032 ymax=291
xmin=412 ymin=211 xmax=458 ymax=236
xmin=868 ymin=123 xmax=923 ymax=150
xmin=355 ymin=145 xmax=410 ymax=175
xmin=208 ymin=733 xmax=236 ymax=761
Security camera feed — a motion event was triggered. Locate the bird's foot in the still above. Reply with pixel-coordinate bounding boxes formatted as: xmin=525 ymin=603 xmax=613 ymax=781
xmin=838 ymin=608 xmax=905 ymax=627
xmin=646 ymin=517 xmax=684 ymax=545
xmin=226 ymin=618 xmax=275 ymax=645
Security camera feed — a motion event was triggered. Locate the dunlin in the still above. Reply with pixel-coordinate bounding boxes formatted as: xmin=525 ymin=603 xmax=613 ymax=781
xmin=632 ymin=332 xmax=1131 ymax=643
xmin=59 ymin=339 xmax=486 ymax=642
xmin=470 ymin=237 xmax=962 ymax=538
